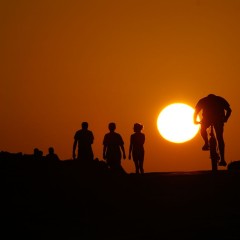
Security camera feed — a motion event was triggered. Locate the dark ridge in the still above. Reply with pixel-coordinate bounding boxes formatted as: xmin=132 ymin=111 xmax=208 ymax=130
xmin=1 ymin=151 xmax=240 ymax=239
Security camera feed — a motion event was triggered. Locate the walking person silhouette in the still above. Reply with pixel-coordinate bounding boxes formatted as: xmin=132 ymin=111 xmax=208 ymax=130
xmin=128 ymin=123 xmax=145 ymax=174
xmin=73 ymin=122 xmax=94 ymax=163
xmin=103 ymin=122 xmax=126 ymax=174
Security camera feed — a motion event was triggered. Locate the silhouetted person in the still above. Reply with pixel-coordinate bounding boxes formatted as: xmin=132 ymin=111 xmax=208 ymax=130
xmin=128 ymin=123 xmax=145 ymax=174
xmin=193 ymin=94 xmax=232 ymax=167
xmin=33 ymin=148 xmax=43 ymax=161
xmin=103 ymin=122 xmax=126 ymax=174
xmin=73 ymin=122 xmax=94 ymax=162
xmin=45 ymin=147 xmax=60 ymax=162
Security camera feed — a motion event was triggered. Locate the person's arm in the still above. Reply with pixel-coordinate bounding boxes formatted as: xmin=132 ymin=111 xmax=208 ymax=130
xmin=119 ymin=134 xmax=126 ymax=159
xmin=128 ymin=137 xmax=132 ymax=160
xmin=224 ymin=106 xmax=232 ymax=122
xmin=103 ymin=135 xmax=107 ymax=160
xmin=103 ymin=145 xmax=107 ymax=160
xmin=121 ymin=144 xmax=126 ymax=160
xmin=91 ymin=131 xmax=94 ymax=144
xmin=193 ymin=108 xmax=201 ymax=124
xmin=72 ymin=139 xmax=77 ymax=159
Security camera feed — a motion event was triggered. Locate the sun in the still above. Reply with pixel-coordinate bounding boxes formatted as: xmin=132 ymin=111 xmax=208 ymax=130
xmin=157 ymin=103 xmax=200 ymax=143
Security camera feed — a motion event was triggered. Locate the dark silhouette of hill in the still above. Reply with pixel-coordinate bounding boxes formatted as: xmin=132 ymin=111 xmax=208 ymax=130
xmin=1 ymin=151 xmax=240 ymax=239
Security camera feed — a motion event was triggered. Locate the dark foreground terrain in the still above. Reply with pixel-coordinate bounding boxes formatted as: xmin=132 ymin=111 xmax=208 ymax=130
xmin=1 ymin=155 xmax=240 ymax=240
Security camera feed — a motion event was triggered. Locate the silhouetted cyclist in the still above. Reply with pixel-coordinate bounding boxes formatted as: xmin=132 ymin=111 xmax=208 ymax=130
xmin=193 ymin=94 xmax=232 ymax=167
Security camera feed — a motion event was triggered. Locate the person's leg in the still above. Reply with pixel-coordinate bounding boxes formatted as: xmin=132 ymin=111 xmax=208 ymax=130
xmin=133 ymin=158 xmax=139 ymax=174
xmin=200 ymin=122 xmax=210 ymax=150
xmin=214 ymin=123 xmax=226 ymax=166
xmin=139 ymin=157 xmax=144 ymax=174
xmin=107 ymin=158 xmax=113 ymax=170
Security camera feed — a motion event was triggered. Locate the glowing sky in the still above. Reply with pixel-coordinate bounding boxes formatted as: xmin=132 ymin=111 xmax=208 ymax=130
xmin=1 ymin=0 xmax=240 ymax=172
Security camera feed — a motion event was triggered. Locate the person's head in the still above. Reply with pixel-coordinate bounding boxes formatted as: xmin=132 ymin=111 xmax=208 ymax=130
xmin=108 ymin=122 xmax=116 ymax=132
xmin=207 ymin=94 xmax=216 ymax=98
xmin=82 ymin=122 xmax=88 ymax=130
xmin=48 ymin=147 xmax=54 ymax=154
xmin=133 ymin=123 xmax=143 ymax=132
xmin=34 ymin=148 xmax=39 ymax=156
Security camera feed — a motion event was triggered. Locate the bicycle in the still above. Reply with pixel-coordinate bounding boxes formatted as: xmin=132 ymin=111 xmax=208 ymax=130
xmin=196 ymin=122 xmax=220 ymax=172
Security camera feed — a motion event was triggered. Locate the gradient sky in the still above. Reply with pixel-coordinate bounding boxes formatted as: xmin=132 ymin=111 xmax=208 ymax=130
xmin=1 ymin=0 xmax=240 ymax=173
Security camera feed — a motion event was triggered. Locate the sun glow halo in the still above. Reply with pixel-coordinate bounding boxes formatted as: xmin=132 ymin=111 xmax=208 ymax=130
xmin=157 ymin=103 xmax=200 ymax=143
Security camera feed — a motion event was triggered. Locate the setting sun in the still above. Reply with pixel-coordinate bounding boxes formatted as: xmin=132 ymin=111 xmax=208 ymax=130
xmin=157 ymin=103 xmax=200 ymax=143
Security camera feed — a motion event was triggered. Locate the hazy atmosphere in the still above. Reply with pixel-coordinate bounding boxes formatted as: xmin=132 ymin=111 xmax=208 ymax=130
xmin=1 ymin=0 xmax=240 ymax=173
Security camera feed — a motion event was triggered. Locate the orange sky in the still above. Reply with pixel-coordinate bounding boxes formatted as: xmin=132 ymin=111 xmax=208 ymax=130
xmin=1 ymin=0 xmax=240 ymax=173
